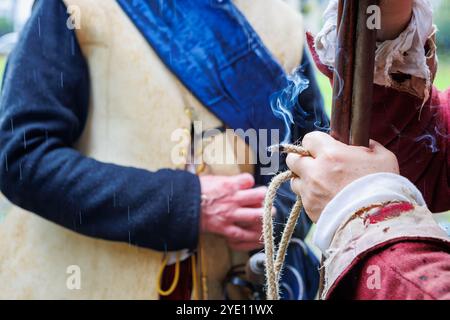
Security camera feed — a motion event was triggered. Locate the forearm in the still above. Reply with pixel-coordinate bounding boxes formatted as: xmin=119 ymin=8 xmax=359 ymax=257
xmin=314 ymin=173 xmax=449 ymax=299
xmin=315 ymin=0 xmax=434 ymax=92
xmin=0 ymin=0 xmax=201 ymax=252
xmin=330 ymin=241 xmax=450 ymax=300
xmin=378 ymin=0 xmax=414 ymax=41
xmin=312 ymin=0 xmax=448 ymax=211
xmin=0 ymin=133 xmax=201 ymax=251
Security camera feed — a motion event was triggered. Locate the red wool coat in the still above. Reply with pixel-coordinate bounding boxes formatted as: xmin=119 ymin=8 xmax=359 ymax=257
xmin=307 ymin=34 xmax=450 ymax=300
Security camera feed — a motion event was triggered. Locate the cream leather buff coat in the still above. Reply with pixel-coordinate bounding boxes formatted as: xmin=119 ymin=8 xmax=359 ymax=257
xmin=0 ymin=0 xmax=303 ymax=299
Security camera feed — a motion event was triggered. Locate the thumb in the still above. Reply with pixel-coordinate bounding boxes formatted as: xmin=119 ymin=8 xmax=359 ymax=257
xmin=369 ymin=139 xmax=386 ymax=153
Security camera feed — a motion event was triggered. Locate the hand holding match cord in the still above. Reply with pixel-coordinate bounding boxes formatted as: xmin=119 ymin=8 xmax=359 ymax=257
xmin=286 ymin=132 xmax=400 ymax=223
xmin=263 ymin=132 xmax=399 ymax=299
xmin=268 ymin=144 xmax=311 ymax=157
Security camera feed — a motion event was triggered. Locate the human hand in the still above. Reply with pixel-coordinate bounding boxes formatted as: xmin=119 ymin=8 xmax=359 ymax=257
xmin=286 ymin=132 xmax=399 ymax=222
xmin=199 ymin=173 xmax=275 ymax=251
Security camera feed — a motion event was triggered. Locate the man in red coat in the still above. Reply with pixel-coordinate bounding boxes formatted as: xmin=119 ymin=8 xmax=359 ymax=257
xmin=286 ymin=0 xmax=450 ymax=299
xmin=287 ymin=132 xmax=449 ymax=299
xmin=311 ymin=0 xmax=449 ymax=212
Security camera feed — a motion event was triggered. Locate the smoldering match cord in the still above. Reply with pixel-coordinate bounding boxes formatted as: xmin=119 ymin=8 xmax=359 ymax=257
xmin=263 ymin=144 xmax=310 ymax=300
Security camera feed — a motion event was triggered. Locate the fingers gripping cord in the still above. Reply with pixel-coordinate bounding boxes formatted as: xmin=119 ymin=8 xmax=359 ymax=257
xmin=263 ymin=144 xmax=310 ymax=300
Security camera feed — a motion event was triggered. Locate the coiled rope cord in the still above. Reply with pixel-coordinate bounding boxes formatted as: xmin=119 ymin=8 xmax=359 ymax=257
xmin=263 ymin=144 xmax=310 ymax=300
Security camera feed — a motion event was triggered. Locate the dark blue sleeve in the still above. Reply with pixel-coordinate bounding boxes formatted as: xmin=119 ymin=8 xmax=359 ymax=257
xmin=0 ymin=0 xmax=201 ymax=252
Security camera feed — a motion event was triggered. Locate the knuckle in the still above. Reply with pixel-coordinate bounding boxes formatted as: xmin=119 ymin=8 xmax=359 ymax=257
xmin=304 ymin=131 xmax=321 ymax=142
xmin=301 ymin=132 xmax=313 ymax=146
xmin=309 ymin=175 xmax=323 ymax=189
xmin=222 ymin=210 xmax=233 ymax=221
xmin=387 ymin=150 xmax=397 ymax=162
xmin=253 ymin=209 xmax=264 ymax=219
xmin=323 ymin=148 xmax=340 ymax=162
xmin=225 ymin=228 xmax=240 ymax=239
xmin=222 ymin=180 xmax=234 ymax=190
xmin=302 ymin=194 xmax=312 ymax=208
xmin=291 ymin=177 xmax=301 ymax=192
xmin=286 ymin=153 xmax=299 ymax=169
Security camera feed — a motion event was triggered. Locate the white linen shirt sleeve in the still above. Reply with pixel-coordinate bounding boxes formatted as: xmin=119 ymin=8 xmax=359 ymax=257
xmin=314 ymin=0 xmax=435 ymax=101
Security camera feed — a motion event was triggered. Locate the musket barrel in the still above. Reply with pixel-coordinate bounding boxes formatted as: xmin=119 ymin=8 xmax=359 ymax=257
xmin=330 ymin=0 xmax=358 ymax=144
xmin=331 ymin=0 xmax=378 ymax=147
xmin=350 ymin=0 xmax=379 ymax=147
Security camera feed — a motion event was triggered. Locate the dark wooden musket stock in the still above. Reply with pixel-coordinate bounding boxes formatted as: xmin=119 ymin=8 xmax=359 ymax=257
xmin=331 ymin=0 xmax=379 ymax=147
xmin=331 ymin=0 xmax=357 ymax=145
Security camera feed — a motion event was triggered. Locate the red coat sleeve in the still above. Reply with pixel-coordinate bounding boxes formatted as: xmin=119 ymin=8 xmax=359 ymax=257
xmin=328 ymin=240 xmax=450 ymax=300
xmin=369 ymin=86 xmax=450 ymax=213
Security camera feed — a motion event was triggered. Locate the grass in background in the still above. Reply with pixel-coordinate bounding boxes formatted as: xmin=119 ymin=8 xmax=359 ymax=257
xmin=316 ymin=73 xmax=332 ymax=116
xmin=0 ymin=55 xmax=5 ymax=88
xmin=0 ymin=56 xmax=8 ymax=222
xmin=435 ymin=56 xmax=450 ymax=91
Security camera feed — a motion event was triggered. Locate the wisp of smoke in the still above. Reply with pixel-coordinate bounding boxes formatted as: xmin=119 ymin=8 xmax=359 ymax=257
xmin=435 ymin=126 xmax=450 ymax=139
xmin=415 ymin=132 xmax=439 ymax=153
xmin=270 ymin=67 xmax=310 ymax=143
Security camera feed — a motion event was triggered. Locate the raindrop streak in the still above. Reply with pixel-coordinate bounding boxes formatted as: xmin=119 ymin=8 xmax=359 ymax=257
xmin=270 ymin=67 xmax=310 ymax=143
xmin=23 ymin=131 xmax=27 ymax=149
xmin=79 ymin=210 xmax=82 ymax=225
xmin=38 ymin=17 xmax=41 ymax=38
xmin=10 ymin=118 xmax=14 ymax=133
xmin=19 ymin=162 xmax=23 ymax=180
xmin=60 ymin=72 xmax=64 ymax=88
xmin=167 ymin=181 xmax=173 ymax=214
xmin=390 ymin=124 xmax=402 ymax=137
xmin=4 ymin=153 xmax=8 ymax=172
xmin=113 ymin=192 xmax=116 ymax=208
xmin=167 ymin=195 xmax=170 ymax=214
xmin=127 ymin=206 xmax=130 ymax=222
xmin=71 ymin=36 xmax=76 ymax=56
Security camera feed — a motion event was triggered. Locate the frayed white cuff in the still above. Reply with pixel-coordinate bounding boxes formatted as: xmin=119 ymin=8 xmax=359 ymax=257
xmin=315 ymin=0 xmax=435 ymax=100
xmin=313 ymin=173 xmax=426 ymax=253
